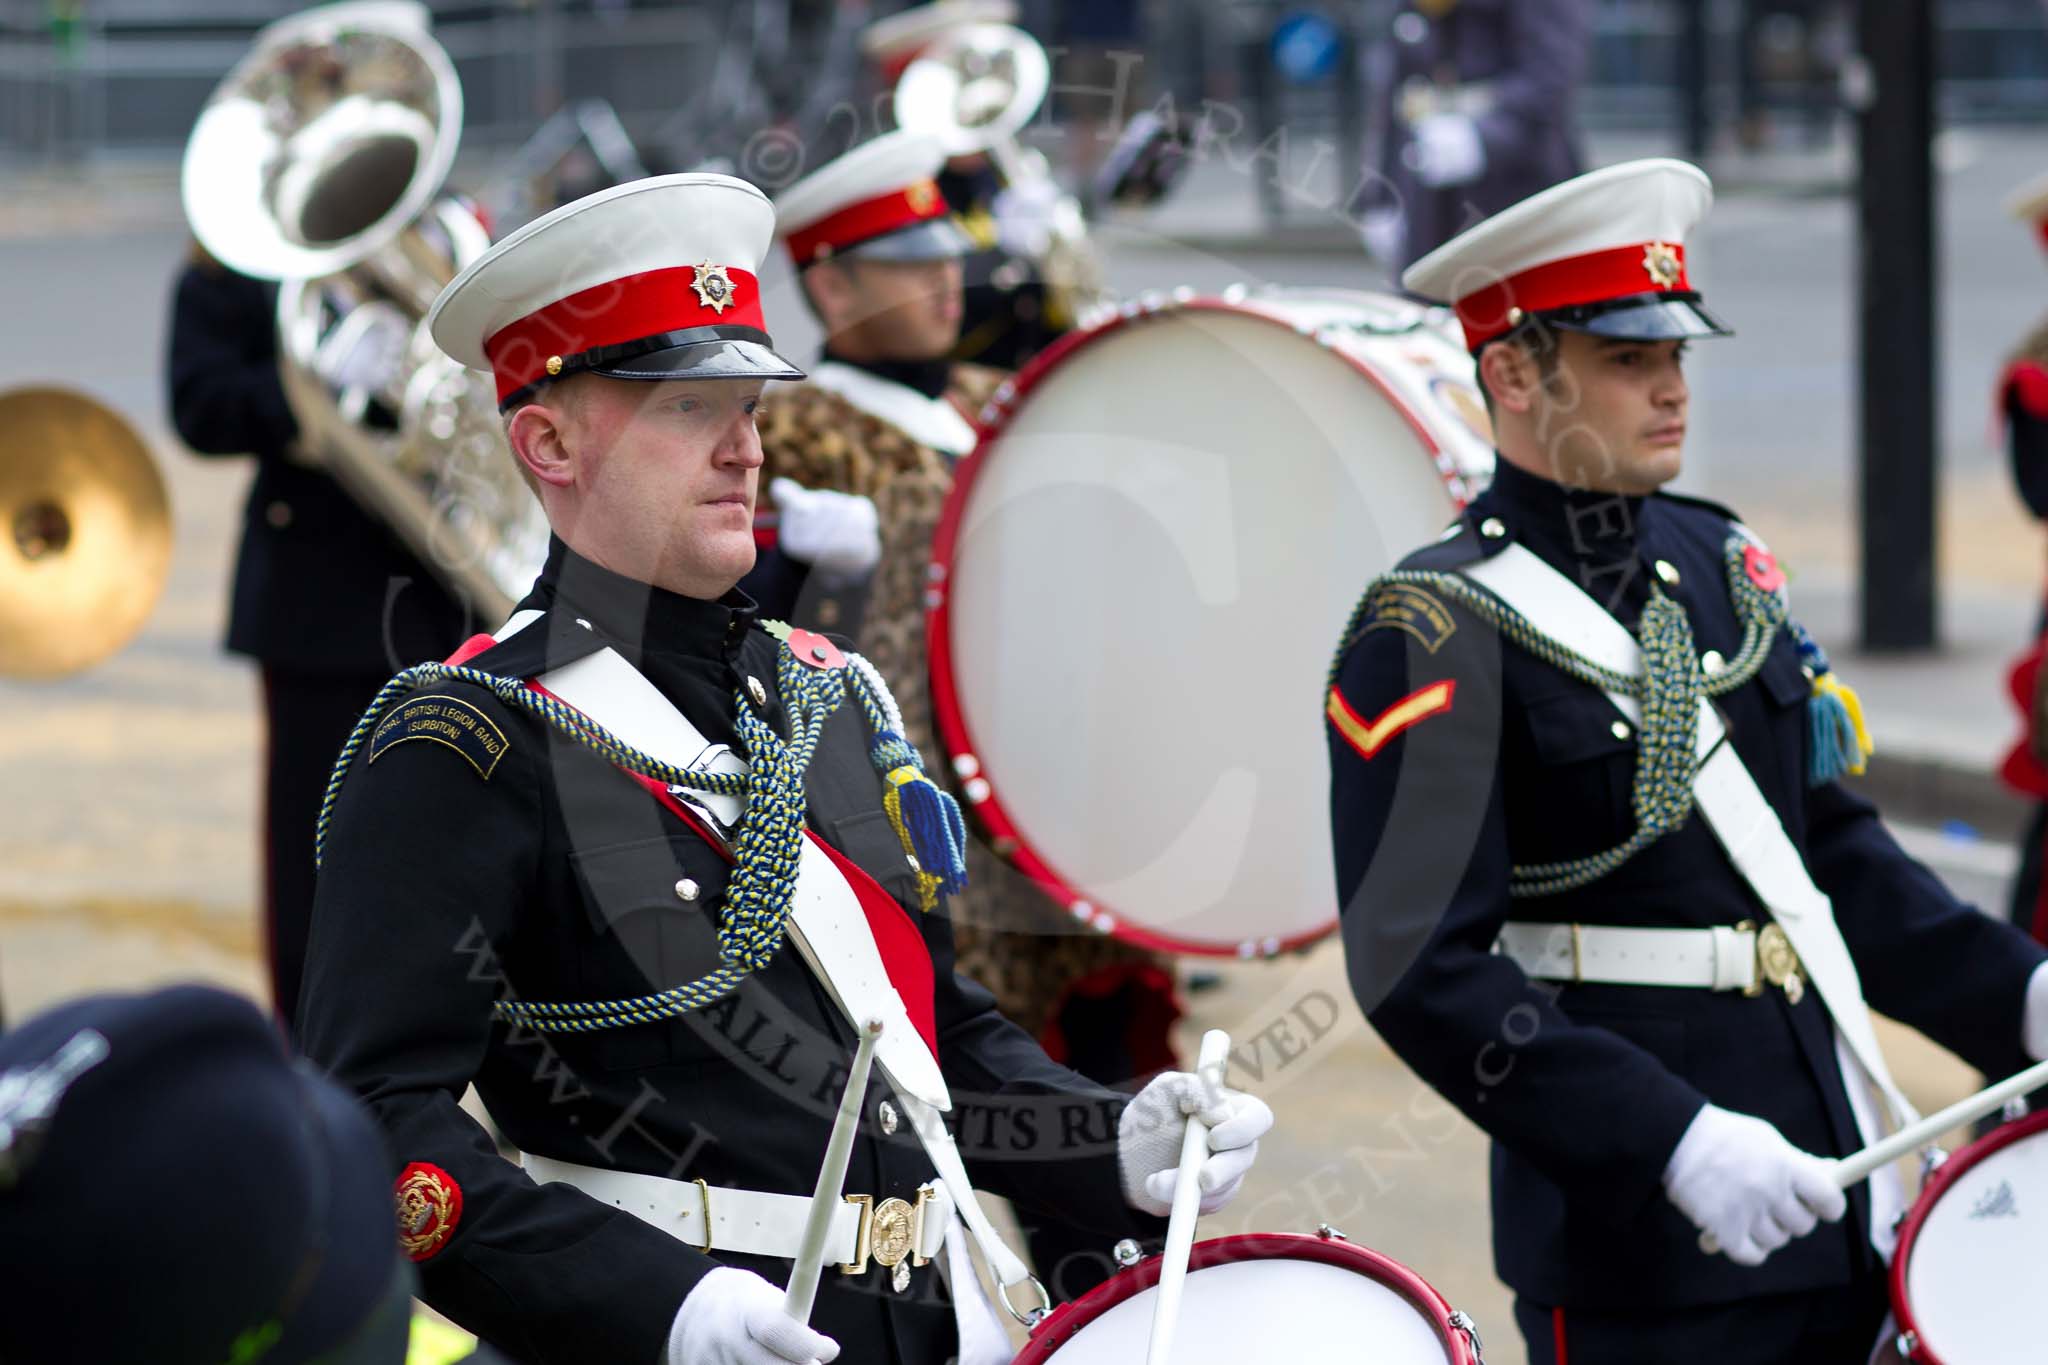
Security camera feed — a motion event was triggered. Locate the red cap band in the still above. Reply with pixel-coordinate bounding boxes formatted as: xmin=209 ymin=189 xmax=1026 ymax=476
xmin=786 ymin=180 xmax=949 ymax=267
xmin=483 ymin=264 xmax=763 ymax=403
xmin=1453 ymin=241 xmax=1691 ymax=350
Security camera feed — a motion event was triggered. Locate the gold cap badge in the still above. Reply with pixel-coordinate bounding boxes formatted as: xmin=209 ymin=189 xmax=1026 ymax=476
xmin=691 ymin=261 xmax=737 ymax=314
xmin=1642 ymin=241 xmax=1682 ymax=290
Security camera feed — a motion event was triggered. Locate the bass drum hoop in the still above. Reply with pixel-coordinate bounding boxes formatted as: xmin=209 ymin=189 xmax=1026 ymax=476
xmin=1011 ymin=1231 xmax=1477 ymax=1364
xmin=1890 ymin=1106 xmax=2048 ymax=1364
xmin=926 ymin=295 xmax=1480 ymax=958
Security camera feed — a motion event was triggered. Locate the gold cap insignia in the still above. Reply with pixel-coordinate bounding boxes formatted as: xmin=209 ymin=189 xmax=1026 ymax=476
xmin=906 ymin=180 xmax=940 ymax=215
xmin=1642 ymin=241 xmax=1682 ymax=290
xmin=545 ymin=355 xmax=563 ymax=376
xmin=692 ymin=261 xmax=737 ymax=314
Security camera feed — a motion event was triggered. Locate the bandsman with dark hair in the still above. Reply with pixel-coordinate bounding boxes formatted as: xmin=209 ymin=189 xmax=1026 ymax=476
xmin=1329 ymin=158 xmax=2048 ymax=1363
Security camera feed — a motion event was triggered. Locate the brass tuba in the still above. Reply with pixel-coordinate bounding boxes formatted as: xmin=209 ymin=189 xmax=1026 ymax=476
xmin=892 ymin=21 xmax=1111 ymax=327
xmin=180 ymin=1 xmax=545 ymax=621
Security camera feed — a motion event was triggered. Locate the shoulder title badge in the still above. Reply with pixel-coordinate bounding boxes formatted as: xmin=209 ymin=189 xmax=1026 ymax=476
xmin=368 ymin=694 xmax=509 ymax=780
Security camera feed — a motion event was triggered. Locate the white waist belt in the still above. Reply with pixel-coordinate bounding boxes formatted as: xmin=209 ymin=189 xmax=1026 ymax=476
xmin=524 ymin=1154 xmax=952 ymax=1272
xmin=1497 ymin=922 xmax=1761 ymax=993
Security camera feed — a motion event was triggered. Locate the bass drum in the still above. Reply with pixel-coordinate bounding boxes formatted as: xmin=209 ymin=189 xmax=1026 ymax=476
xmin=927 ymin=288 xmax=1493 ymax=957
xmin=1892 ymin=1108 xmax=2048 ymax=1363
xmin=1013 ymin=1232 xmax=1484 ymax=1363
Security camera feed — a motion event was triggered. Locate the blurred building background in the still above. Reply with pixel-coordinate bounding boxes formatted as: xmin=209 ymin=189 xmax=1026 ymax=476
xmin=1 ymin=1 xmax=2043 ymax=168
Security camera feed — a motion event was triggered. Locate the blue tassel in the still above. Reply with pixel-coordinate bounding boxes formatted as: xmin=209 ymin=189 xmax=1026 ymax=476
xmin=1807 ymin=678 xmax=1871 ymax=786
xmin=895 ymin=772 xmax=969 ymax=896
xmin=1808 ymin=690 xmax=1850 ymax=786
xmin=871 ymin=729 xmax=970 ymax=901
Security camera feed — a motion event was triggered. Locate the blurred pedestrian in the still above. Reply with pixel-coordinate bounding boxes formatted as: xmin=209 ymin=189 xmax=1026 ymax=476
xmin=1357 ymin=0 xmax=1593 ymax=274
xmin=165 ymin=244 xmax=469 ymax=1032
xmin=1995 ymin=173 xmax=2048 ymax=943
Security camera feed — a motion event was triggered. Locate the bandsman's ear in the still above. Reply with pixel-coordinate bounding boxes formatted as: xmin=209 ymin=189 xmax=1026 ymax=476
xmin=801 ymin=261 xmax=857 ymax=327
xmin=504 ymin=392 xmax=578 ymax=490
xmin=1478 ymin=339 xmax=1543 ymax=418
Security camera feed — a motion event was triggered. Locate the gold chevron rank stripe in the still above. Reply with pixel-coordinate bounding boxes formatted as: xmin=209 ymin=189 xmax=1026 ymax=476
xmin=1326 ymin=680 xmax=1457 ymax=761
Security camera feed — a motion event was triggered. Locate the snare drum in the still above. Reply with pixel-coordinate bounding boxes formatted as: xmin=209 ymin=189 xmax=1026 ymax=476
xmin=1891 ymin=1109 xmax=2048 ymax=1363
xmin=928 ymin=288 xmax=1493 ymax=959
xmin=1012 ymin=1231 xmax=1483 ymax=1363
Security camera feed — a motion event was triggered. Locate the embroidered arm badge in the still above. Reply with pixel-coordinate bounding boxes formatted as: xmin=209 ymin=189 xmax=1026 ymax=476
xmin=396 ymin=1161 xmax=463 ymax=1262
xmin=1326 ymin=680 xmax=1457 ymax=762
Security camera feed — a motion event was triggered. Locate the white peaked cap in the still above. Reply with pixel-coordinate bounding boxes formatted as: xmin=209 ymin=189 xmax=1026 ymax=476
xmin=1403 ymin=159 xmax=1727 ymax=351
xmin=427 ymin=173 xmax=804 ymax=404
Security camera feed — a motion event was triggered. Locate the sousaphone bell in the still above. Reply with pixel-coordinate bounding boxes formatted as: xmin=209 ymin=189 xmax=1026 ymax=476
xmin=0 ymin=387 xmax=171 ymax=679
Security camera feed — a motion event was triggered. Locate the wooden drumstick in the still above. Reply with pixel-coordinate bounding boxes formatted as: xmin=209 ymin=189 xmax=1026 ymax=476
xmin=1830 ymin=1054 xmax=2048 ymax=1190
xmin=1145 ymin=1029 xmax=1233 ymax=1365
xmin=1699 ymin=1054 xmax=2048 ymax=1256
xmin=784 ymin=1018 xmax=883 ymax=1325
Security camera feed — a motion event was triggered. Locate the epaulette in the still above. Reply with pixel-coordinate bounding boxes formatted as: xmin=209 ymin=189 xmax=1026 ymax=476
xmin=1395 ymin=516 xmax=1490 ymax=572
xmin=1327 ymin=519 xmax=1483 ymax=677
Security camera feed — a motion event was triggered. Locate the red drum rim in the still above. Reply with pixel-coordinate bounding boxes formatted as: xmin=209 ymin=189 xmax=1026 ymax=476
xmin=925 ymin=294 xmax=1476 ymax=958
xmin=1889 ymin=1106 xmax=2048 ymax=1363
xmin=1011 ymin=1230 xmax=1476 ymax=1364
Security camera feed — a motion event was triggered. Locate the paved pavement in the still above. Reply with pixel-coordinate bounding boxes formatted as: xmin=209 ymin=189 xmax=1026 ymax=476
xmin=4 ymin=130 xmax=2048 ymax=1362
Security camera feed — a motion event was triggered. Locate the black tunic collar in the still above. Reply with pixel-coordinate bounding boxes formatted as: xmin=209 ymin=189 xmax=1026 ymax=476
xmin=525 ymin=536 xmax=758 ymax=662
xmin=1477 ymin=457 xmax=1652 ymax=614
xmin=822 ymin=347 xmax=954 ymax=401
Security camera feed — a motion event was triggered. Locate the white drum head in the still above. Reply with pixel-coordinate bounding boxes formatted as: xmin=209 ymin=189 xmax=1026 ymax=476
xmin=1016 ymin=1235 xmax=1468 ymax=1364
xmin=1044 ymin=1256 xmax=1450 ymax=1363
xmin=1899 ymin=1116 xmax=2048 ymax=1363
xmin=934 ymin=297 xmax=1481 ymax=955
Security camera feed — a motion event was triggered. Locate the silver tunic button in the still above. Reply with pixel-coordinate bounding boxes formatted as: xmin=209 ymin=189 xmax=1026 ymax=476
xmin=1701 ymin=649 xmax=1726 ymax=676
xmin=746 ymin=676 xmax=767 ymax=707
xmin=1611 ymin=720 xmax=1632 ymax=741
xmin=878 ymin=1100 xmax=899 ymax=1135
xmin=574 ymin=617 xmax=592 ymax=630
xmin=674 ymin=878 xmax=699 ymax=902
xmin=1654 ymin=559 xmax=1681 ymax=586
xmin=1480 ymin=517 xmax=1506 ymax=539
xmin=906 ymin=853 xmax=922 ymax=875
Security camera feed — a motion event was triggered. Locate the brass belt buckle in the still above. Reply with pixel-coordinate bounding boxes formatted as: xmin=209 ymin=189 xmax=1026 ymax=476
xmin=840 ymin=1186 xmax=933 ymax=1293
xmin=1747 ymin=920 xmax=1805 ymax=1004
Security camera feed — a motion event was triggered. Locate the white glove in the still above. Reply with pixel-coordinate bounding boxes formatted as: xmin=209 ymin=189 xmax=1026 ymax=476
xmin=769 ymin=478 xmax=880 ymax=577
xmin=313 ymin=301 xmax=410 ymax=396
xmin=1117 ymin=1070 xmax=1273 ymax=1217
xmin=1405 ymin=112 xmax=1486 ymax=189
xmin=1662 ymin=1104 xmax=1845 ymax=1267
xmin=992 ymin=178 xmax=1063 ymax=260
xmin=666 ymin=1266 xmax=840 ymax=1365
xmin=2024 ymin=961 xmax=2048 ymax=1061
xmin=1360 ymin=205 xmax=1405 ymax=266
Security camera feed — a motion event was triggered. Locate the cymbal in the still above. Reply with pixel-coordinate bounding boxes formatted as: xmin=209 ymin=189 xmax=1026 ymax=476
xmin=0 ymin=387 xmax=171 ymax=679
